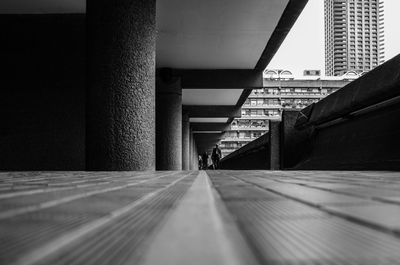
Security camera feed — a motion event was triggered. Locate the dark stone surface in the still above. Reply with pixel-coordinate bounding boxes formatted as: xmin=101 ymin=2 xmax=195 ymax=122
xmin=178 ymin=69 xmax=262 ymax=89
xmin=86 ymin=0 xmax=156 ymax=170
xmin=183 ymin=105 xmax=241 ymax=118
xmin=189 ymin=130 xmax=197 ymax=170
xmin=289 ymin=56 xmax=400 ymax=170
xmin=281 ymin=110 xmax=314 ymax=169
xmin=219 ymin=133 xmax=270 ymax=170
xmin=269 ymin=121 xmax=281 ymax=170
xmin=220 ymin=147 xmax=270 ymax=170
xmin=156 ymin=70 xmax=182 ymax=170
xmin=182 ymin=112 xmax=190 ymax=170
xmin=219 ymin=120 xmax=283 ymax=170
xmin=0 ymin=14 xmax=86 ymax=170
xmin=295 ymin=102 xmax=400 ymax=170
xmin=189 ymin=130 xmax=194 ymax=170
xmin=304 ymin=55 xmax=400 ymax=127
xmin=190 ymin=123 xmax=230 ymax=131
xmin=193 ymin=140 xmax=199 ymax=170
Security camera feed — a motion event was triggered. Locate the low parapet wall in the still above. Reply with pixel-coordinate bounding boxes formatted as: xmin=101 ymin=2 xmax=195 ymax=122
xmin=219 ymin=121 xmax=280 ymax=170
xmin=292 ymin=55 xmax=400 ymax=170
xmin=220 ymin=55 xmax=400 ymax=171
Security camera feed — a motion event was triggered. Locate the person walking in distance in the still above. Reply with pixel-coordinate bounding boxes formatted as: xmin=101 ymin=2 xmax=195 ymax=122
xmin=211 ymin=144 xmax=222 ymax=169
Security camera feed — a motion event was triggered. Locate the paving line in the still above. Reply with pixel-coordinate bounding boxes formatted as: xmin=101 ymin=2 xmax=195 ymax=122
xmin=12 ymin=172 xmax=194 ymax=265
xmin=253 ymin=172 xmax=400 ymax=206
xmin=208 ymin=172 xmax=400 ymax=263
xmin=141 ymin=171 xmax=259 ymax=265
xmin=55 ymin=179 xmax=197 ymax=265
xmin=222 ymin=172 xmax=400 ymax=238
xmin=0 ymin=172 xmax=178 ymax=220
xmin=0 ymin=173 xmax=158 ymax=199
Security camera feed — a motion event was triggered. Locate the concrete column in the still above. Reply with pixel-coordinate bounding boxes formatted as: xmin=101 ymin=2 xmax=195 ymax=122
xmin=86 ymin=0 xmax=156 ymax=170
xmin=281 ymin=110 xmax=313 ymax=169
xmin=189 ymin=130 xmax=194 ymax=170
xmin=269 ymin=120 xmax=281 ymax=170
xmin=156 ymin=69 xmax=182 ymax=170
xmin=182 ymin=111 xmax=190 ymax=170
xmin=194 ymin=140 xmax=199 ymax=170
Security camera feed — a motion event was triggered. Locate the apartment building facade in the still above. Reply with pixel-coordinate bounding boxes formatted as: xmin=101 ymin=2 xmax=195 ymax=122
xmin=220 ymin=71 xmax=352 ymax=157
xmin=325 ymin=0 xmax=385 ymax=76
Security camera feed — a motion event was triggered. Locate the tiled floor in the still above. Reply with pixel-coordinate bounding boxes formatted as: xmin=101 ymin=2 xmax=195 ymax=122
xmin=1 ymin=171 xmax=400 ymax=265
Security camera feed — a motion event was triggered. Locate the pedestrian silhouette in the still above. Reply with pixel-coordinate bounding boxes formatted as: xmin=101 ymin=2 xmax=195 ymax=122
xmin=211 ymin=144 xmax=221 ymax=169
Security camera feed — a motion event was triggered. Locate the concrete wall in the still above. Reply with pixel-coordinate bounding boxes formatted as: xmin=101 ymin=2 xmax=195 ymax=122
xmin=280 ymin=110 xmax=314 ymax=169
xmin=290 ymin=55 xmax=400 ymax=170
xmin=219 ymin=131 xmax=270 ymax=170
xmin=0 ymin=14 xmax=86 ymax=170
xmin=295 ymin=103 xmax=400 ymax=170
xmin=219 ymin=147 xmax=270 ymax=170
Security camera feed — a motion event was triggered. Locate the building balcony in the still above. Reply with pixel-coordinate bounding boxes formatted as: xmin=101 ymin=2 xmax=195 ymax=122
xmin=229 ymin=126 xmax=268 ymax=131
xmin=237 ymin=115 xmax=281 ymax=120
xmin=242 ymin=104 xmax=282 ymax=109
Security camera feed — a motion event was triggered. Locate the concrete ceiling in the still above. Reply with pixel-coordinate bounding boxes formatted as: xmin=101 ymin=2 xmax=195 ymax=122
xmin=183 ymin=89 xmax=243 ymax=106
xmin=0 ymin=0 xmax=85 ymax=13
xmin=156 ymin=0 xmax=289 ymax=69
xmin=2 ymin=0 xmax=305 ymax=156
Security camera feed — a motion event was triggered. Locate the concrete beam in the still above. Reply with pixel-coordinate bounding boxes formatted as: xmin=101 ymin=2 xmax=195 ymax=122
xmin=184 ymin=105 xmax=241 ymax=118
xmin=255 ymin=0 xmax=309 ymax=71
xmin=268 ymin=120 xmax=281 ymax=170
xmin=191 ymin=123 xmax=230 ymax=131
xmin=156 ymin=71 xmax=182 ymax=170
xmin=194 ymin=135 xmax=224 ymax=143
xmin=176 ymin=69 xmax=262 ymax=89
xmin=236 ymin=89 xmax=253 ymax=107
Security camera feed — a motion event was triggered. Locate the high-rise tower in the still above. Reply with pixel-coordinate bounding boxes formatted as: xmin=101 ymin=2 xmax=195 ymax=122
xmin=325 ymin=0 xmax=385 ymax=76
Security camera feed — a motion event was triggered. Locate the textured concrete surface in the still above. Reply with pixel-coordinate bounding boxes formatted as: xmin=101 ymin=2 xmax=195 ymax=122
xmin=156 ymin=71 xmax=182 ymax=170
xmin=86 ymin=0 xmax=156 ymax=170
xmin=1 ymin=170 xmax=400 ymax=265
xmin=269 ymin=121 xmax=280 ymax=170
xmin=295 ymin=103 xmax=400 ymax=170
xmin=281 ymin=110 xmax=313 ymax=169
xmin=182 ymin=112 xmax=190 ymax=170
xmin=307 ymin=55 xmax=400 ymax=127
xmin=220 ymin=120 xmax=282 ymax=170
xmin=0 ymin=14 xmax=86 ymax=170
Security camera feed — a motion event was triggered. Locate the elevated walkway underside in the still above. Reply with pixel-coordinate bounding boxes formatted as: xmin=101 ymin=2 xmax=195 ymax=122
xmin=1 ymin=170 xmax=400 ymax=265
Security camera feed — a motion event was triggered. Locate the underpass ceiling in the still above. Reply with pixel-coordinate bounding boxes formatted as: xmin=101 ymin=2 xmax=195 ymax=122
xmin=1 ymin=0 xmax=304 ymax=156
xmin=0 ymin=0 xmax=85 ymax=13
xmin=156 ymin=0 xmax=291 ymax=153
xmin=182 ymin=89 xmax=243 ymax=106
xmin=156 ymin=0 xmax=289 ymax=69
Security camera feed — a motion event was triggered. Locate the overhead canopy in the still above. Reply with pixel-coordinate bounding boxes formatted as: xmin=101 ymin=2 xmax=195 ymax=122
xmin=156 ymin=0 xmax=308 ymax=154
xmin=1 ymin=0 xmax=309 ymax=155
xmin=0 ymin=0 xmax=85 ymax=13
xmin=156 ymin=0 xmax=288 ymax=69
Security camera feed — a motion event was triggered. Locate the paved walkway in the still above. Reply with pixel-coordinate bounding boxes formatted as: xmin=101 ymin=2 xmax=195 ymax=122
xmin=1 ymin=170 xmax=400 ymax=265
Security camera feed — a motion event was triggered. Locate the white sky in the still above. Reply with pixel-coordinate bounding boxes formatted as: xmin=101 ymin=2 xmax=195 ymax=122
xmin=267 ymin=0 xmax=400 ymax=77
